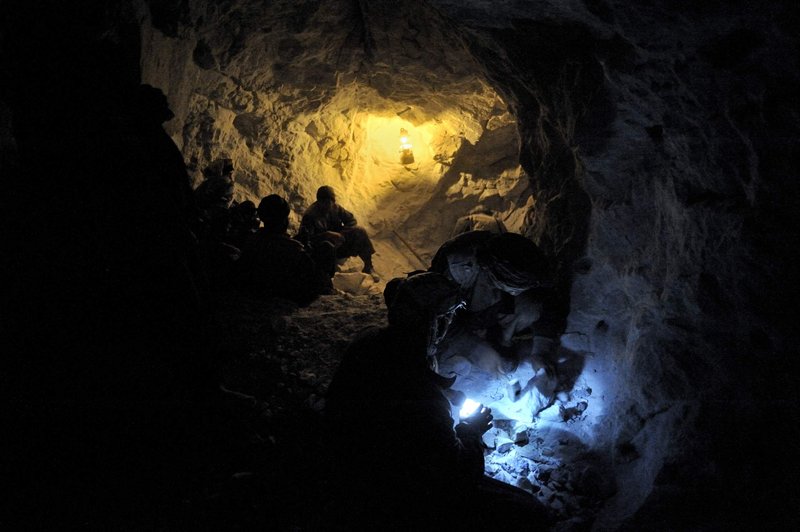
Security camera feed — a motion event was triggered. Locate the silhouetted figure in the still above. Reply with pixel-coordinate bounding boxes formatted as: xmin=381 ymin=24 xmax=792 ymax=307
xmin=133 ymin=84 xmax=200 ymax=233
xmin=194 ymin=157 xmax=235 ymax=213
xmin=238 ymin=194 xmax=333 ymax=305
xmin=192 ymin=158 xmax=236 ymax=263
xmin=325 ymin=272 xmax=551 ymax=530
xmin=5 ymin=31 xmax=215 ymax=524
xmin=297 ymin=185 xmax=376 ymax=273
xmin=431 ymin=231 xmax=555 ymax=374
xmin=197 ymin=206 xmax=241 ymax=290
xmin=228 ymin=199 xmax=260 ymax=249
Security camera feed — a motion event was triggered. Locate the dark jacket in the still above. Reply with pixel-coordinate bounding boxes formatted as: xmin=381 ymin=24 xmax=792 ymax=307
xmin=325 ymin=326 xmax=485 ymax=524
xmin=237 ymin=230 xmax=330 ymax=305
xmin=296 ymin=201 xmax=357 ymax=244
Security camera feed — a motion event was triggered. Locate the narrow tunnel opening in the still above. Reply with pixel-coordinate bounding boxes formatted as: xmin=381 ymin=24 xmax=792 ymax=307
xmin=7 ymin=0 xmax=795 ymax=530
xmin=139 ymin=0 xmax=608 ymax=522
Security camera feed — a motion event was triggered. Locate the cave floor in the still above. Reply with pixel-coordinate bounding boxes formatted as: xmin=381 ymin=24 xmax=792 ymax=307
xmin=192 ymin=287 xmax=610 ymax=530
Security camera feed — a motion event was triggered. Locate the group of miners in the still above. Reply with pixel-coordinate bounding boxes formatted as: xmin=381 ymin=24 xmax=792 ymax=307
xmin=325 ymin=252 xmax=556 ymax=529
xmin=191 ymin=163 xmax=375 ymax=305
xmin=193 ymin=162 xmax=555 ymax=528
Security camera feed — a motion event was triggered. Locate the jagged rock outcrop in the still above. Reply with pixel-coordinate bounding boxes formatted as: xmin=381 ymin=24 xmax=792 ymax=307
xmin=137 ymin=0 xmax=529 ymax=271
xmin=133 ymin=0 xmax=800 ymax=527
xmin=3 ymin=0 xmax=797 ymax=528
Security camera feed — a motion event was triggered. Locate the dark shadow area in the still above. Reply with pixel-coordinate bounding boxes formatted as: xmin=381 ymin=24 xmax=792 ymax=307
xmin=4 ymin=1 xmax=799 ymax=530
xmin=2 ymin=2 xmax=221 ymax=527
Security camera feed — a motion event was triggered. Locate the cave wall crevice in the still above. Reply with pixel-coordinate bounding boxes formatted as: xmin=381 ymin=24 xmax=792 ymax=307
xmin=5 ymin=0 xmax=799 ymax=528
xmin=432 ymin=0 xmax=800 ymax=527
xmin=137 ymin=0 xmax=535 ymax=278
xmin=58 ymin=0 xmax=800 ymax=527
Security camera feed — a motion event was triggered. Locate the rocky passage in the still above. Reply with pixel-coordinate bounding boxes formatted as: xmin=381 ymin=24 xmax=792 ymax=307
xmin=4 ymin=0 xmax=798 ymax=529
xmin=136 ymin=1 xmax=799 ymax=527
xmin=211 ymin=289 xmax=612 ymax=530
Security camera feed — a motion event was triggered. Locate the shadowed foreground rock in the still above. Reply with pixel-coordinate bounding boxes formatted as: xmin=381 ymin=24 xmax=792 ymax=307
xmin=3 ymin=0 xmax=798 ymax=529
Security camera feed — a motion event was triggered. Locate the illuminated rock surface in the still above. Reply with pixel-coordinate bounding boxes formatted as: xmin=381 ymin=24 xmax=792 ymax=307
xmin=133 ymin=0 xmax=799 ymax=527
xmin=139 ymin=0 xmax=528 ymax=279
xmin=4 ymin=0 xmax=798 ymax=529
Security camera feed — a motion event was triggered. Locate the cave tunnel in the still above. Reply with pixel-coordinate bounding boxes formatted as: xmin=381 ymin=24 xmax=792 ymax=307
xmin=3 ymin=0 xmax=799 ymax=530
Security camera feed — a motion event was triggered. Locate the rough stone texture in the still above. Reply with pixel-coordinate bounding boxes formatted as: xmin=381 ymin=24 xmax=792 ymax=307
xmin=4 ymin=0 xmax=798 ymax=529
xmin=131 ymin=0 xmax=800 ymax=527
xmin=136 ymin=0 xmax=530 ymax=277
xmin=428 ymin=1 xmax=799 ymax=528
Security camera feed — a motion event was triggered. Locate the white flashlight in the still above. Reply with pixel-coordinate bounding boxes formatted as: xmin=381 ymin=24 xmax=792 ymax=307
xmin=459 ymin=398 xmax=481 ymax=419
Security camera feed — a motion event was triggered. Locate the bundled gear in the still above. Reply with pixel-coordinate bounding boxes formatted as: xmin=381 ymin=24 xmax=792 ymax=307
xmin=451 ymin=205 xmax=508 ymax=236
xmin=479 ymin=232 xmax=552 ymax=294
xmin=429 ymin=231 xmax=557 ymax=376
xmin=324 ymin=271 xmax=552 ymax=530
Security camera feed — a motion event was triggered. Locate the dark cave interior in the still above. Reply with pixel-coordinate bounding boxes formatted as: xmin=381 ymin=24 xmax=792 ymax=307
xmin=3 ymin=0 xmax=800 ymax=530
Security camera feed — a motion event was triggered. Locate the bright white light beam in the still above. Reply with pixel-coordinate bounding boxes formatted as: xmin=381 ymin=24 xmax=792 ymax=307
xmin=459 ymin=398 xmax=481 ymax=419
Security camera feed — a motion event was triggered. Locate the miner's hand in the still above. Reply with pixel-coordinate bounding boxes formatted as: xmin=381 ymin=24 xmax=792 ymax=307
xmin=461 ymin=406 xmax=493 ymax=435
xmin=319 ymin=230 xmax=345 ymax=247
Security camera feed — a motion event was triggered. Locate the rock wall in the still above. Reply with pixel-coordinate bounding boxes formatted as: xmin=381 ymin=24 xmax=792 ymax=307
xmin=132 ymin=0 xmax=800 ymax=527
xmin=136 ymin=0 xmax=533 ymax=273
xmin=429 ymin=0 xmax=799 ymax=528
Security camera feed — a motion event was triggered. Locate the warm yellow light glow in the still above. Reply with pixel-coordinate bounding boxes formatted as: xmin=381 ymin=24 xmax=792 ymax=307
xmin=348 ymin=114 xmax=442 ymax=216
xmin=399 ymin=128 xmax=412 ymax=150
xmin=355 ymin=115 xmax=436 ymax=171
xmin=399 ymin=128 xmax=415 ymax=164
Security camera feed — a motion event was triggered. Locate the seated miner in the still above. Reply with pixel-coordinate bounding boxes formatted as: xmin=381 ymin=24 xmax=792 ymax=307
xmin=324 ymin=272 xmax=551 ymax=529
xmin=133 ymin=84 xmax=199 ymax=236
xmin=430 ymin=231 xmax=553 ymax=375
xmin=196 ymin=206 xmax=241 ymax=290
xmin=238 ymin=194 xmax=333 ymax=305
xmin=228 ymin=199 xmax=260 ymax=249
xmin=296 ymin=185 xmax=376 ymax=274
xmin=194 ymin=157 xmax=235 ymax=215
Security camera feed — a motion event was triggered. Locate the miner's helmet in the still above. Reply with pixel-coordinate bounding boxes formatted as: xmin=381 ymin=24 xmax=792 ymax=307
xmin=257 ymin=194 xmax=290 ymax=222
xmin=203 ymin=157 xmax=234 ymax=180
xmin=316 ymin=185 xmax=336 ymax=202
xmin=386 ymin=272 xmax=465 ymax=346
xmin=480 ymin=233 xmax=552 ymax=294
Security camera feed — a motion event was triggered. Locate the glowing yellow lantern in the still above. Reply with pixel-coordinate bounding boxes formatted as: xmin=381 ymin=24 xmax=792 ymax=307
xmin=399 ymin=128 xmax=415 ymax=164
